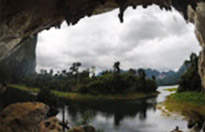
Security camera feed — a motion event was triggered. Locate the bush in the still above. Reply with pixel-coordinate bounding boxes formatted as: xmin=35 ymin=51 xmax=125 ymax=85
xmin=82 ymin=73 xmax=157 ymax=95
xmin=178 ymin=68 xmax=201 ymax=92
xmin=36 ymin=87 xmax=59 ymax=117
xmin=178 ymin=53 xmax=202 ymax=92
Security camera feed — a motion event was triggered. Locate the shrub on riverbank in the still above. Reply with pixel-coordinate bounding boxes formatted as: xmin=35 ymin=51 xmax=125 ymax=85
xmin=163 ymin=91 xmax=205 ymax=116
xmin=178 ymin=53 xmax=202 ymax=92
xmin=162 ymin=91 xmax=205 ymax=131
xmin=36 ymin=87 xmax=59 ymax=117
xmin=9 ymin=84 xmax=158 ymax=100
xmin=78 ymin=73 xmax=157 ymax=95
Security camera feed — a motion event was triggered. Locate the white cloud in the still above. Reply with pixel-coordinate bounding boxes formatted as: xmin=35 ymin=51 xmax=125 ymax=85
xmin=36 ymin=5 xmax=201 ymax=73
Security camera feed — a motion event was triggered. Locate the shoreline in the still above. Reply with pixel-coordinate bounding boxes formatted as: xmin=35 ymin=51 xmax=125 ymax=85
xmin=162 ymin=89 xmax=205 ymax=118
xmin=8 ymin=84 xmax=159 ymax=101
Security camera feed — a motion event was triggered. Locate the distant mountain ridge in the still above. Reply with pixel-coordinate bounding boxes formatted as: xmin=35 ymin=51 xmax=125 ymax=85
xmin=142 ymin=63 xmax=190 ymax=86
xmin=140 ymin=68 xmax=175 ymax=79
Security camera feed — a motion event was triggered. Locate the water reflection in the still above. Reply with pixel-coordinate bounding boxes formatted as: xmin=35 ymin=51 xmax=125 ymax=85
xmin=0 ymin=87 xmax=36 ymax=110
xmin=1 ymin=87 xmax=205 ymax=132
xmin=59 ymin=98 xmax=157 ymax=127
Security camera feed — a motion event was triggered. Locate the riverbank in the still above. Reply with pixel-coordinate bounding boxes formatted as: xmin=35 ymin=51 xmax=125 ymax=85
xmin=8 ymin=84 xmax=158 ymax=100
xmin=162 ymin=89 xmax=205 ymax=117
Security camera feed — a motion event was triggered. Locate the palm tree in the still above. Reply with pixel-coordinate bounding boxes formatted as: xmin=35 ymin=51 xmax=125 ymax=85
xmin=91 ymin=66 xmax=96 ymax=77
xmin=129 ymin=68 xmax=136 ymax=75
xmin=138 ymin=68 xmax=146 ymax=80
xmin=113 ymin=61 xmax=120 ymax=73
xmin=184 ymin=53 xmax=198 ymax=69
xmin=70 ymin=62 xmax=81 ymax=75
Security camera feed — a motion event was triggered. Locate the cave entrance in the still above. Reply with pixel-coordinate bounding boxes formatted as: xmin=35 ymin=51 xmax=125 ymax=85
xmin=1 ymin=2 xmax=205 ymax=132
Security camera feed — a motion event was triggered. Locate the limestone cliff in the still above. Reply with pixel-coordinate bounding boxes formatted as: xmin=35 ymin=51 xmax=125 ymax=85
xmin=0 ymin=35 xmax=37 ymax=83
xmin=188 ymin=2 xmax=205 ymax=90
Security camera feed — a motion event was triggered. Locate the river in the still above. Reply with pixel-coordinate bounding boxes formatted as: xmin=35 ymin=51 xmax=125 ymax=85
xmin=0 ymin=85 xmax=195 ymax=132
xmin=57 ymin=85 xmax=191 ymax=132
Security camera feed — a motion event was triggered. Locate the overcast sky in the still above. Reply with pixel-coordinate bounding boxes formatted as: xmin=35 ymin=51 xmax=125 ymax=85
xmin=36 ymin=5 xmax=201 ymax=73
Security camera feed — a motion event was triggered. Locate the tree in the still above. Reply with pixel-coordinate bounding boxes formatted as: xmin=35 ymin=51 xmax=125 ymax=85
xmin=36 ymin=87 xmax=59 ymax=116
xmin=113 ymin=61 xmax=120 ymax=73
xmin=138 ymin=68 xmax=146 ymax=80
xmin=184 ymin=53 xmax=198 ymax=68
xmin=91 ymin=66 xmax=96 ymax=77
xmin=49 ymin=69 xmax=54 ymax=76
xmin=128 ymin=68 xmax=136 ymax=75
xmin=70 ymin=62 xmax=82 ymax=75
xmin=80 ymin=69 xmax=90 ymax=79
xmin=61 ymin=70 xmax=67 ymax=77
xmin=178 ymin=53 xmax=202 ymax=92
xmin=138 ymin=68 xmax=147 ymax=92
xmin=40 ymin=69 xmax=47 ymax=75
xmin=152 ymin=75 xmax=156 ymax=81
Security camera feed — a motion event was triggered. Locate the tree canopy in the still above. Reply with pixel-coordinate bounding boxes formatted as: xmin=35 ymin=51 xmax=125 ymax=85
xmin=20 ymin=62 xmax=157 ymax=95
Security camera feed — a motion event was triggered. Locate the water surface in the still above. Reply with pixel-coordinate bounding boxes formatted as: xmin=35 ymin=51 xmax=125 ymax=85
xmin=0 ymin=85 xmax=198 ymax=132
xmin=57 ymin=85 xmax=190 ymax=132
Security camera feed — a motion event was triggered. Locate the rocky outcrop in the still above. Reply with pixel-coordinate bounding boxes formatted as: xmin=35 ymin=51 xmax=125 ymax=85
xmin=40 ymin=117 xmax=63 ymax=132
xmin=0 ymin=102 xmax=49 ymax=132
xmin=199 ymin=49 xmax=205 ymax=91
xmin=0 ymin=35 xmax=37 ymax=83
xmin=188 ymin=2 xmax=205 ymax=91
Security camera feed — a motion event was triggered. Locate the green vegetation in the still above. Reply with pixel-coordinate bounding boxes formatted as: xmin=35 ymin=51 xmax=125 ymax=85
xmin=8 ymin=84 xmax=39 ymax=92
xmin=163 ymin=52 xmax=204 ymax=117
xmin=169 ymin=92 xmax=205 ymax=105
xmin=15 ymin=61 xmax=157 ymax=97
xmin=36 ymin=87 xmax=59 ymax=116
xmin=80 ymin=72 xmax=157 ymax=95
xmin=163 ymin=91 xmax=205 ymax=117
xmin=163 ymin=87 xmax=178 ymax=92
xmin=9 ymin=84 xmax=158 ymax=100
xmin=162 ymin=53 xmax=204 ymax=116
xmin=178 ymin=53 xmax=202 ymax=92
xmin=161 ymin=53 xmax=205 ymax=131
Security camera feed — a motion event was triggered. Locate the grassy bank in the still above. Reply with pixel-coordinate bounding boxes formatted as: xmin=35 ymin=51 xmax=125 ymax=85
xmin=163 ymin=91 xmax=205 ymax=117
xmin=163 ymin=87 xmax=178 ymax=92
xmin=8 ymin=84 xmax=158 ymax=100
xmin=8 ymin=84 xmax=40 ymax=92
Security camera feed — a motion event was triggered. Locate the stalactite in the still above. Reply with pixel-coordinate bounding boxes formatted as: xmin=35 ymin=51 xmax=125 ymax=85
xmin=142 ymin=5 xmax=148 ymax=8
xmin=132 ymin=5 xmax=137 ymax=9
xmin=100 ymin=0 xmax=106 ymax=5
xmin=115 ymin=0 xmax=129 ymax=23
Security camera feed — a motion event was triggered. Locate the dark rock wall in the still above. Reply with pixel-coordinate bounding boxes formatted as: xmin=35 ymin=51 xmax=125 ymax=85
xmin=188 ymin=2 xmax=205 ymax=90
xmin=0 ymin=35 xmax=37 ymax=83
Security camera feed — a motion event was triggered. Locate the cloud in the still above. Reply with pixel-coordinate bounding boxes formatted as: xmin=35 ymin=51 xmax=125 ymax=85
xmin=36 ymin=5 xmax=201 ymax=73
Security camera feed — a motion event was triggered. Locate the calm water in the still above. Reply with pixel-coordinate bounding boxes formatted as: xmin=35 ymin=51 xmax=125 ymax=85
xmin=57 ymin=86 xmax=191 ymax=132
xmin=0 ymin=86 xmax=202 ymax=132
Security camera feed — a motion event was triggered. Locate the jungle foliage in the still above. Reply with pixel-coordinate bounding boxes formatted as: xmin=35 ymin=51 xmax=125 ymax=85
xmin=20 ymin=62 xmax=157 ymax=95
